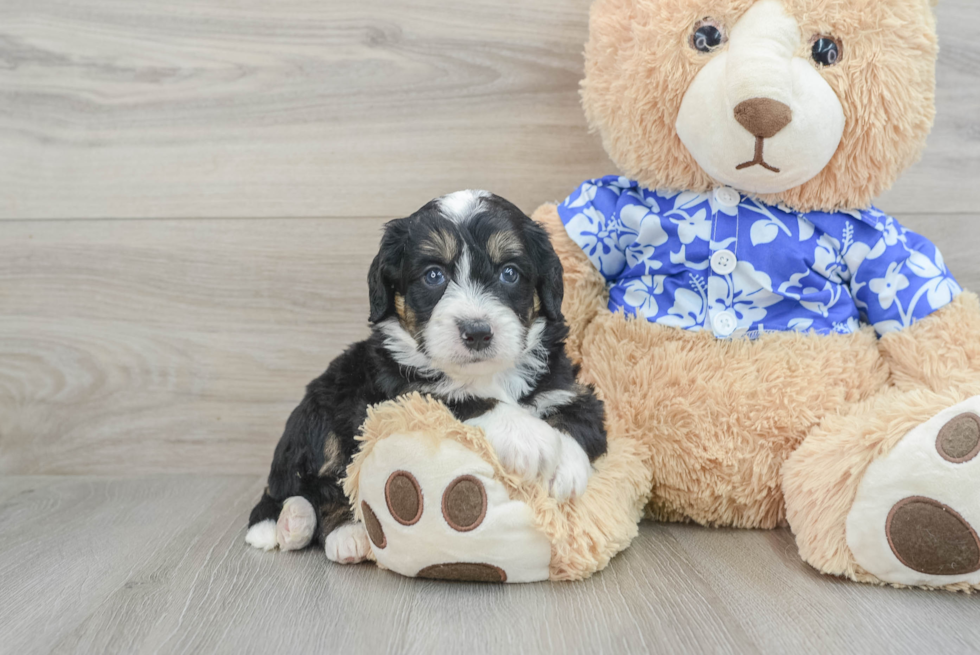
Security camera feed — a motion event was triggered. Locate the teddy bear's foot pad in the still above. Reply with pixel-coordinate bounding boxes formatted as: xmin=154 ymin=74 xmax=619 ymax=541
xmin=356 ymin=432 xmax=552 ymax=583
xmin=847 ymin=397 xmax=980 ymax=587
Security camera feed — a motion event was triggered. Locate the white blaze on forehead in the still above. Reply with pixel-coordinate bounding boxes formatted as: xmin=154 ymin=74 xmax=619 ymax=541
xmin=438 ymin=190 xmax=491 ymax=224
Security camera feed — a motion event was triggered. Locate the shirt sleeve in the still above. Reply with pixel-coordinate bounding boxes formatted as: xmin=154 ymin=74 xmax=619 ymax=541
xmin=849 ymin=212 xmax=962 ymax=336
xmin=556 ymin=178 xmax=630 ymax=280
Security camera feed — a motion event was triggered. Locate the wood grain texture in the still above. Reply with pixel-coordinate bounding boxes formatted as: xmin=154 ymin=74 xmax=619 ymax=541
xmin=666 ymin=524 xmax=980 ymax=654
xmin=1 ymin=475 xmax=977 ymax=655
xmin=0 ymin=0 xmax=976 ymax=220
xmin=0 ymin=217 xmax=382 ymax=475
xmin=0 ymin=0 xmax=602 ymax=220
xmin=3 ymin=213 xmax=979 ymax=476
xmin=0 ymin=475 xmax=262 ymax=654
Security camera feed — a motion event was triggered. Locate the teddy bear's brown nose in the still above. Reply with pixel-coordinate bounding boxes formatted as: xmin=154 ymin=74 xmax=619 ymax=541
xmin=734 ymin=98 xmax=793 ymax=139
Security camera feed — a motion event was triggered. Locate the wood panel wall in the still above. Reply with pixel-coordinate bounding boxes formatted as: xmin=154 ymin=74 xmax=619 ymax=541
xmin=1 ymin=0 xmax=978 ymax=475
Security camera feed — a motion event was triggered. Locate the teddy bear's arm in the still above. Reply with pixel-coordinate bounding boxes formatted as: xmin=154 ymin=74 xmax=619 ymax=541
xmin=877 ymin=291 xmax=980 ymax=393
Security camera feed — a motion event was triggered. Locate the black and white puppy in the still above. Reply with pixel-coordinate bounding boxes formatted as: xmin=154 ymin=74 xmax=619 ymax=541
xmin=245 ymin=191 xmax=606 ymax=564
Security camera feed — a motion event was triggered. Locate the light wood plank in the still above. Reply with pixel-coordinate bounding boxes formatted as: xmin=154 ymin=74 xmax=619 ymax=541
xmin=667 ymin=524 xmax=980 ymax=654
xmin=0 ymin=0 xmax=976 ymax=220
xmin=3 ymin=213 xmax=979 ymax=476
xmin=0 ymin=0 xmax=604 ymax=220
xmin=0 ymin=475 xmax=261 ymax=655
xmin=2 ymin=476 xmax=977 ymax=655
xmin=0 ymin=475 xmax=753 ymax=655
xmin=0 ymin=217 xmax=383 ymax=475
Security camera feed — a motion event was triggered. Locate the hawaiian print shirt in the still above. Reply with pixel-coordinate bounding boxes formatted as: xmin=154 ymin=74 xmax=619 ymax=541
xmin=558 ymin=176 xmax=961 ymax=339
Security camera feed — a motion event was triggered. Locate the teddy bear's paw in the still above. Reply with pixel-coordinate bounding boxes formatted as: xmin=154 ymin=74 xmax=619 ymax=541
xmin=324 ymin=521 xmax=371 ymax=564
xmin=275 ymin=496 xmax=317 ymax=551
xmin=356 ymin=433 xmax=552 ymax=583
xmin=465 ymin=403 xmax=561 ymax=483
xmin=549 ymin=433 xmax=591 ymax=501
xmin=847 ymin=396 xmax=980 ymax=588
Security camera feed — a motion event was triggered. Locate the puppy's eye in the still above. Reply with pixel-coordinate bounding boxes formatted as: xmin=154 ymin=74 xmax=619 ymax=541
xmin=423 ymin=267 xmax=446 ymax=287
xmin=812 ymin=36 xmax=841 ymax=67
xmin=691 ymin=20 xmax=725 ymax=53
xmin=499 ymin=266 xmax=519 ymax=285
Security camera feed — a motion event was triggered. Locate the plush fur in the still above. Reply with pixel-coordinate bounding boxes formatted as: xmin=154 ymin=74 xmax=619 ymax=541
xmin=536 ymin=206 xmax=891 ymax=528
xmin=536 ymin=0 xmax=979 ymax=591
xmin=536 ymin=209 xmax=980 ymax=591
xmin=582 ymin=0 xmax=938 ymax=212
xmin=345 ymin=393 xmax=653 ymax=580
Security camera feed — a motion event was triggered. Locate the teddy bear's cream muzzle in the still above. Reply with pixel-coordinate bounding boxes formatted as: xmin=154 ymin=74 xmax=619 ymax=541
xmin=676 ymin=0 xmax=845 ymax=195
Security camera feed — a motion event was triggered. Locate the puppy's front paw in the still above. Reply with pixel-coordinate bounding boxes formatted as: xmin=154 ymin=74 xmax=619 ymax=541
xmin=325 ymin=521 xmax=371 ymax=564
xmin=466 ymin=403 xmax=561 ymax=483
xmin=276 ymin=496 xmax=317 ymax=551
xmin=549 ymin=434 xmax=592 ymax=501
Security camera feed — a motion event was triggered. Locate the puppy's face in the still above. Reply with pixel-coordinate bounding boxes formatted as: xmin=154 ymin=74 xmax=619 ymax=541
xmin=369 ymin=191 xmax=563 ymax=377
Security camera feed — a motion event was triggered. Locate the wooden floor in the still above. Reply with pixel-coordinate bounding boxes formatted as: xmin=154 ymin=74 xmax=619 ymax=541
xmin=0 ymin=475 xmax=978 ymax=655
xmin=2 ymin=0 xmax=980 ymax=653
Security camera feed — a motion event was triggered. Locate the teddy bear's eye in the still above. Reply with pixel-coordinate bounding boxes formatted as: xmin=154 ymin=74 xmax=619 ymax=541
xmin=812 ymin=36 xmax=842 ymax=67
xmin=691 ymin=20 xmax=725 ymax=53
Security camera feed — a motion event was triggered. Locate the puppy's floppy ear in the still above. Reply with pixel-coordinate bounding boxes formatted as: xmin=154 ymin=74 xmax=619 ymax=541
xmin=524 ymin=219 xmax=564 ymax=322
xmin=368 ymin=218 xmax=409 ymax=324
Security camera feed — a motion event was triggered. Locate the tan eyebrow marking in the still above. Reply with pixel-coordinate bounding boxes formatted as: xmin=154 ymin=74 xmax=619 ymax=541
xmin=394 ymin=293 xmax=418 ymax=336
xmin=529 ymin=291 xmax=541 ymax=323
xmin=487 ymin=231 xmax=523 ymax=264
xmin=418 ymin=228 xmax=458 ymax=262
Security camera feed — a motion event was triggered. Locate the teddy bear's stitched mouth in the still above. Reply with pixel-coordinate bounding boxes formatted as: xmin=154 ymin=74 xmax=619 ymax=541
xmin=736 ymin=137 xmax=781 ymax=173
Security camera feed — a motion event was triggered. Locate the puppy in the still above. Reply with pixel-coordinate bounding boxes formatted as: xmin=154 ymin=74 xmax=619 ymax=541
xmin=245 ymin=190 xmax=607 ymax=563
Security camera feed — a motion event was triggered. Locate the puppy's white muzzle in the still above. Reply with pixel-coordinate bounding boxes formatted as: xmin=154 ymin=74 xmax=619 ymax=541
xmin=423 ymin=278 xmax=524 ymax=373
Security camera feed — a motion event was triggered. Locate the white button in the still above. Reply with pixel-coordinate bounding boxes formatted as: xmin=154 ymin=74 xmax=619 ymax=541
xmin=711 ymin=249 xmax=737 ymax=275
xmin=712 ymin=311 xmax=738 ymax=337
xmin=714 ymin=187 xmax=741 ymax=208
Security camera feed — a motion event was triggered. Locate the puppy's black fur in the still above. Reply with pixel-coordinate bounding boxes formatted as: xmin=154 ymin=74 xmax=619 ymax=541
xmin=249 ymin=192 xmax=606 ymax=546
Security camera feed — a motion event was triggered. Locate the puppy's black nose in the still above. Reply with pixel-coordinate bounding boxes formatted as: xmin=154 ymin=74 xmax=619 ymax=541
xmin=459 ymin=320 xmax=493 ymax=352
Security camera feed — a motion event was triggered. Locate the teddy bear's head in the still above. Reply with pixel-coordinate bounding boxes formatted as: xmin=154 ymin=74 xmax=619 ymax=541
xmin=582 ymin=0 xmax=938 ymax=212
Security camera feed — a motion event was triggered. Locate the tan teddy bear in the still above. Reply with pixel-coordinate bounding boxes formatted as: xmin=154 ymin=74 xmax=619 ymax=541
xmin=346 ymin=0 xmax=980 ymax=590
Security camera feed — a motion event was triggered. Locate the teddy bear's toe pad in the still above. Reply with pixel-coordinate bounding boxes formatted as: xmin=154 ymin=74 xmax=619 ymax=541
xmin=886 ymin=497 xmax=980 ymax=576
xmin=356 ymin=432 xmax=551 ymax=583
xmin=417 ymin=563 xmax=507 ymax=582
xmin=847 ymin=396 xmax=980 ymax=587
xmin=936 ymin=413 xmax=980 ymax=463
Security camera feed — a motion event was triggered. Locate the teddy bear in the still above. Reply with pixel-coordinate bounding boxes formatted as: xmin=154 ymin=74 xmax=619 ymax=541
xmin=344 ymin=0 xmax=980 ymax=590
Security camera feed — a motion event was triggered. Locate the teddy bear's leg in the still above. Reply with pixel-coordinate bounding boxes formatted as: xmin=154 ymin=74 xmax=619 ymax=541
xmin=783 ymin=297 xmax=980 ymax=590
xmin=784 ymin=386 xmax=980 ymax=590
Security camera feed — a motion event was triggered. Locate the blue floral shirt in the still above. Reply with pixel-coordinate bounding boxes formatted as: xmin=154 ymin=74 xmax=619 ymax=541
xmin=558 ymin=176 xmax=961 ymax=339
